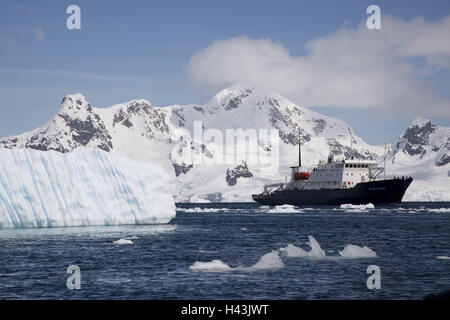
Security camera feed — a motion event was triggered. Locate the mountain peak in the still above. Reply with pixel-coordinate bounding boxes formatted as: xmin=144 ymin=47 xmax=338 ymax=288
xmin=209 ymin=85 xmax=255 ymax=112
xmin=58 ymin=93 xmax=93 ymax=117
xmin=409 ymin=116 xmax=432 ymax=128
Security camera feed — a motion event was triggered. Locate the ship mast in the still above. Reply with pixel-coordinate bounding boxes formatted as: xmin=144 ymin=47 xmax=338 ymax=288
xmin=298 ymin=129 xmax=302 ymax=168
xmin=384 ymin=143 xmax=387 ymax=180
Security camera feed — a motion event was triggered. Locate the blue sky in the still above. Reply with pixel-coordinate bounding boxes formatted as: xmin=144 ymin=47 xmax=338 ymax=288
xmin=1 ymin=0 xmax=449 ymax=144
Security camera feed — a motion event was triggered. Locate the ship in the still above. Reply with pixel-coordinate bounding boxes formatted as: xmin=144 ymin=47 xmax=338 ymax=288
xmin=252 ymin=138 xmax=413 ymax=206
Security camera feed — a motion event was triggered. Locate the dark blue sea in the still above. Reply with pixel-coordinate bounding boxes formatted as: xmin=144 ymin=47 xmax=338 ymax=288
xmin=0 ymin=202 xmax=449 ymax=300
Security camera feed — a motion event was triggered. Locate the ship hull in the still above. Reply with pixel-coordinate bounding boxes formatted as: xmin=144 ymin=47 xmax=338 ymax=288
xmin=252 ymin=178 xmax=413 ymax=206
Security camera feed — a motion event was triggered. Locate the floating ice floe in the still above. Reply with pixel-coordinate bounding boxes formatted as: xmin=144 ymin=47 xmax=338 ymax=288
xmin=436 ymin=256 xmax=450 ymax=260
xmin=279 ymin=235 xmax=326 ymax=259
xmin=189 ymin=259 xmax=232 ymax=271
xmin=189 ymin=235 xmax=379 ymax=272
xmin=340 ymin=203 xmax=375 ymax=210
xmin=178 ymin=207 xmax=226 ymax=213
xmin=113 ymin=239 xmax=134 ymax=245
xmin=338 ymin=244 xmax=376 ymax=258
xmin=267 ymin=204 xmax=304 ymax=213
xmin=428 ymin=208 xmax=450 ymax=213
xmin=189 ymin=250 xmax=284 ymax=272
xmin=250 ymin=250 xmax=284 ymax=270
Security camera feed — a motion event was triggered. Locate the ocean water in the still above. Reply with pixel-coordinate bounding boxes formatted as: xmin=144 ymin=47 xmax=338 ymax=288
xmin=0 ymin=202 xmax=449 ymax=300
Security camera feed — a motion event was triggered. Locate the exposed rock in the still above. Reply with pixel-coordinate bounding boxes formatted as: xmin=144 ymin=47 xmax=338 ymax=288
xmin=173 ymin=163 xmax=193 ymax=177
xmin=226 ymin=162 xmax=253 ymax=186
xmin=402 ymin=120 xmax=436 ymax=156
xmin=312 ymin=119 xmax=327 ymax=135
xmin=222 ymin=89 xmax=252 ymax=111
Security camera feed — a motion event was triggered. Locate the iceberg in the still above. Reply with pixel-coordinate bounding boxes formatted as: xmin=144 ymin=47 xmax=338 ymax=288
xmin=0 ymin=148 xmax=175 ymax=228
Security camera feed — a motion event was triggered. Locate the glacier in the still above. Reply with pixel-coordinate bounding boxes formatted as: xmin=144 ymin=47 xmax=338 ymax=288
xmin=0 ymin=148 xmax=175 ymax=228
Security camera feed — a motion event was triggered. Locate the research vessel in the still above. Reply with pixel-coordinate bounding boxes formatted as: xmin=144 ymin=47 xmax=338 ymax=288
xmin=252 ymin=139 xmax=413 ymax=205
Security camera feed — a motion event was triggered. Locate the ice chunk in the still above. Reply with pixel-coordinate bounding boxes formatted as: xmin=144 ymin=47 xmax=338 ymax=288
xmin=267 ymin=204 xmax=303 ymax=213
xmin=340 ymin=203 xmax=375 ymax=210
xmin=0 ymin=148 xmax=176 ymax=228
xmin=339 ymin=244 xmax=377 ymax=258
xmin=279 ymin=235 xmax=326 ymax=259
xmin=113 ymin=239 xmax=133 ymax=245
xmin=189 ymin=259 xmax=232 ymax=271
xmin=428 ymin=208 xmax=450 ymax=213
xmin=251 ymin=250 xmax=284 ymax=270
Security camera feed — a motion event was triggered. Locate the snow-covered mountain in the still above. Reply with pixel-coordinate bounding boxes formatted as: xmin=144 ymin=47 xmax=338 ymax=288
xmin=0 ymin=86 xmax=448 ymax=201
xmin=386 ymin=117 xmax=449 ymax=201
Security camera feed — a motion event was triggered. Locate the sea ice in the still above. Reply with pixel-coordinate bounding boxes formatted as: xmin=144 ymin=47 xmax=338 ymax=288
xmin=338 ymin=244 xmax=377 ymax=258
xmin=189 ymin=259 xmax=232 ymax=271
xmin=113 ymin=239 xmax=134 ymax=245
xmin=250 ymin=250 xmax=284 ymax=270
xmin=279 ymin=235 xmax=326 ymax=259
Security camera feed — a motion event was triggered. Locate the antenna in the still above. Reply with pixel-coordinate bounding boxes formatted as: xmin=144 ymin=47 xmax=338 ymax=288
xmin=326 ymin=138 xmax=341 ymax=156
xmin=298 ymin=128 xmax=302 ymax=168
xmin=384 ymin=143 xmax=387 ymax=180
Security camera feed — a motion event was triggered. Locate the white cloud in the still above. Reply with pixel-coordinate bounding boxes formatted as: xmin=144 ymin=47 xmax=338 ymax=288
xmin=186 ymin=15 xmax=450 ymax=118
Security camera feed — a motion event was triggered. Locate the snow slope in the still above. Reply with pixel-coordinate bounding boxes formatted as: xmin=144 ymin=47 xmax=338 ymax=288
xmin=0 ymin=86 xmax=448 ymax=202
xmin=0 ymin=148 xmax=175 ymax=228
xmin=386 ymin=117 xmax=450 ymax=201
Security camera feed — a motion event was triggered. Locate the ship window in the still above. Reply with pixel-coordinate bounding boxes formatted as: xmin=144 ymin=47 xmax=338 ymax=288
xmin=357 ymin=164 xmax=361 ymax=168
xmin=345 ymin=164 xmax=348 ymax=168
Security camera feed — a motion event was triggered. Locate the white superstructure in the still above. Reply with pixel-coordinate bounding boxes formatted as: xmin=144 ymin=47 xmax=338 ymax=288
xmin=288 ymin=156 xmax=383 ymax=190
xmin=264 ymin=138 xmax=385 ymax=193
